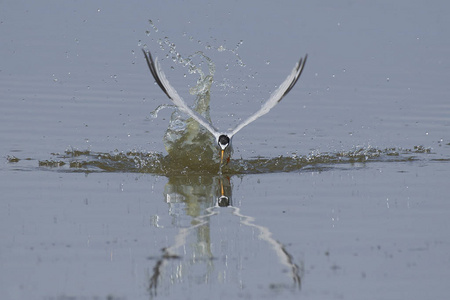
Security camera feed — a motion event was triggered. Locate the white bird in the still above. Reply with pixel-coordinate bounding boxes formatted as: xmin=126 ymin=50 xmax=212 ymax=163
xmin=143 ymin=49 xmax=307 ymax=165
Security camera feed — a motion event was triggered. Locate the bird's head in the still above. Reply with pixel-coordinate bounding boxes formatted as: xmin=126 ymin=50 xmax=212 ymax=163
xmin=218 ymin=134 xmax=231 ymax=164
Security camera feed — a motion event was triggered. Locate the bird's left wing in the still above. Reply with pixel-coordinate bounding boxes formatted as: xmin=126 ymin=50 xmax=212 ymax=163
xmin=142 ymin=49 xmax=220 ymax=139
xmin=229 ymin=54 xmax=307 ymax=138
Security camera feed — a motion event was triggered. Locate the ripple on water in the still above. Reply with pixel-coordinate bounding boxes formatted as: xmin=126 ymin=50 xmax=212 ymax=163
xmin=34 ymin=145 xmax=433 ymax=175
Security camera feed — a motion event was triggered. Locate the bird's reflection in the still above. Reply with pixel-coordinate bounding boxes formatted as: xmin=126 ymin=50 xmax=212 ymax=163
xmin=217 ymin=176 xmax=232 ymax=207
xmin=146 ymin=49 xmax=302 ymax=297
xmin=148 ymin=175 xmax=302 ymax=298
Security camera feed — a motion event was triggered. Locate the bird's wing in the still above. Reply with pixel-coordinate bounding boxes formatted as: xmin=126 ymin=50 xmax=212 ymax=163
xmin=229 ymin=54 xmax=307 ymax=138
xmin=142 ymin=49 xmax=220 ymax=139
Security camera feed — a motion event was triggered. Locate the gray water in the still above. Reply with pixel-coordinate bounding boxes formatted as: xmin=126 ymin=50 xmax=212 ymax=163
xmin=1 ymin=1 xmax=450 ymax=299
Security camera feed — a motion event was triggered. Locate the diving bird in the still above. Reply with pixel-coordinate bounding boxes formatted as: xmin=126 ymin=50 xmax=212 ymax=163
xmin=142 ymin=49 xmax=307 ymax=165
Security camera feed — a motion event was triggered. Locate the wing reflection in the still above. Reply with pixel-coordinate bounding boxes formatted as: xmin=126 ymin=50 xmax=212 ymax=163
xmin=148 ymin=175 xmax=302 ymax=298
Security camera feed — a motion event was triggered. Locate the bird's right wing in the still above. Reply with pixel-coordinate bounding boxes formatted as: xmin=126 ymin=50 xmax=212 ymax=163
xmin=142 ymin=49 xmax=220 ymax=140
xmin=229 ymin=54 xmax=307 ymax=138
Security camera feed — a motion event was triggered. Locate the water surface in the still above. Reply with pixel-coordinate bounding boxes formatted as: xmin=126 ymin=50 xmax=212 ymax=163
xmin=1 ymin=1 xmax=450 ymax=300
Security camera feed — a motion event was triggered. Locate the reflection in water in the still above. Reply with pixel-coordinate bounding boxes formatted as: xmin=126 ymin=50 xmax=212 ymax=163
xmin=23 ymin=39 xmax=435 ymax=298
xmin=148 ymin=175 xmax=302 ymax=298
xmin=13 ymin=28 xmax=440 ymax=300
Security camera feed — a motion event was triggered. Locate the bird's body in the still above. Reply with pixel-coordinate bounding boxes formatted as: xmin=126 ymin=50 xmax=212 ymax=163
xmin=143 ymin=49 xmax=307 ymax=167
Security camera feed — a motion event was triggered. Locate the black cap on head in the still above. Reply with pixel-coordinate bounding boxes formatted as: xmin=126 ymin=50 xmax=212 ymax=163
xmin=218 ymin=135 xmax=230 ymax=150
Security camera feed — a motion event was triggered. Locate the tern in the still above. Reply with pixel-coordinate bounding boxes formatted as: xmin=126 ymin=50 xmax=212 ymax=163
xmin=143 ymin=49 xmax=307 ymax=165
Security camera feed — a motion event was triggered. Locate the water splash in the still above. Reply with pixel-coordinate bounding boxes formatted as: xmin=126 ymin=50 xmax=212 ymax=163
xmin=143 ymin=28 xmax=231 ymax=167
xmin=35 ymin=146 xmax=433 ymax=176
xmin=150 ymin=104 xmax=175 ymax=118
xmin=152 ymin=50 xmax=218 ymax=164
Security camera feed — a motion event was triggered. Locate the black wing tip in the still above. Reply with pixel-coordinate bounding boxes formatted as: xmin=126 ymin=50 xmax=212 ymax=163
xmin=303 ymin=53 xmax=308 ymax=63
xmin=142 ymin=49 xmax=158 ymax=79
xmin=281 ymin=53 xmax=308 ymax=99
xmin=142 ymin=49 xmax=172 ymax=99
xmin=297 ymin=54 xmax=308 ymax=74
xmin=298 ymin=54 xmax=307 ymax=74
